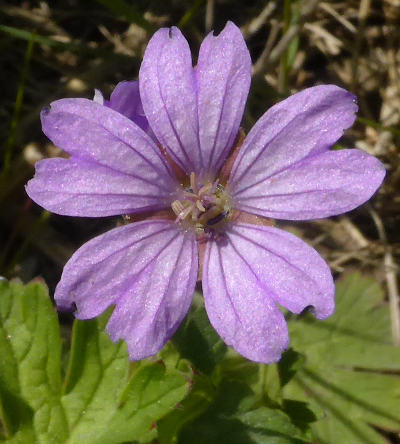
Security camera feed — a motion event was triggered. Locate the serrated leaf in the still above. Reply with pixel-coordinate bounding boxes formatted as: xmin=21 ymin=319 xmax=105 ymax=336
xmin=83 ymin=363 xmax=191 ymax=444
xmin=0 ymin=280 xmax=191 ymax=444
xmin=237 ymin=407 xmax=310 ymax=444
xmin=62 ymin=312 xmax=191 ymax=444
xmin=0 ymin=279 xmax=68 ymax=443
xmin=285 ymin=273 xmax=400 ymax=443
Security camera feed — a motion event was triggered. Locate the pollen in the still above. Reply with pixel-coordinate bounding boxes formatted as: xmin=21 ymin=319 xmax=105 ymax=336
xmin=171 ymin=172 xmax=232 ymax=236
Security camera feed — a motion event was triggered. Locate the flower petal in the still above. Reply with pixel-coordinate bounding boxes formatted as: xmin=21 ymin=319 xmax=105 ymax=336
xmin=203 ymin=222 xmax=335 ymax=363
xmin=195 ymin=21 xmax=251 ymax=175
xmin=26 ymin=157 xmax=172 ymax=216
xmin=231 ymin=223 xmax=334 ymax=315
xmin=55 ymin=220 xmax=198 ymax=360
xmin=139 ymin=26 xmax=201 ymax=174
xmin=232 ymin=149 xmax=385 ymax=220
xmin=140 ymin=22 xmax=251 ymax=177
xmin=202 ymin=233 xmax=287 ymax=364
xmin=36 ymin=98 xmax=177 ymax=215
xmin=42 ymin=97 xmax=175 ymax=179
xmin=229 ymin=85 xmax=358 ymax=192
xmin=108 ymin=80 xmax=155 ymax=138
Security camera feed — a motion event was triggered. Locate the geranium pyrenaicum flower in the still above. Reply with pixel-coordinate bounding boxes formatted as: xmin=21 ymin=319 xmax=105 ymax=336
xmin=26 ymin=21 xmax=385 ymax=364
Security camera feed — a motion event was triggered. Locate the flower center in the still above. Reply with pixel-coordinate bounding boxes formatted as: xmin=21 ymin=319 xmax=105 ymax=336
xmin=171 ymin=172 xmax=232 ymax=237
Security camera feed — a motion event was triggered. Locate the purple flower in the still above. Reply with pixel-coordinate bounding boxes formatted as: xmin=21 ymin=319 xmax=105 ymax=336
xmin=26 ymin=22 xmax=385 ymax=364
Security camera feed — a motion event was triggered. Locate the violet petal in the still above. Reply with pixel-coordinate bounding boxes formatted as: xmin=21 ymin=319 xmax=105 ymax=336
xmin=224 ymin=223 xmax=335 ymax=319
xmin=55 ymin=220 xmax=198 ymax=360
xmin=202 ymin=229 xmax=290 ymax=364
xmin=229 ymin=85 xmax=358 ymax=190
xmin=232 ymin=148 xmax=385 ymax=220
xmin=32 ymin=98 xmax=177 ymax=216
xmin=140 ymin=22 xmax=251 ymax=177
xmin=139 ymin=26 xmax=200 ymax=174
xmin=108 ymin=80 xmax=155 ymax=140
xmin=26 ymin=157 xmax=172 ymax=217
xmin=195 ymin=21 xmax=251 ymax=175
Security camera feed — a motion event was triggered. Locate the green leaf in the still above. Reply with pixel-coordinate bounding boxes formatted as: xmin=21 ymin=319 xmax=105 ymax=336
xmin=278 ymin=349 xmax=304 ymax=388
xmin=0 ymin=280 xmax=190 ymax=443
xmin=0 ymin=279 xmax=68 ymax=443
xmin=158 ymin=374 xmax=216 ymax=444
xmin=160 ymin=352 xmax=313 ymax=443
xmin=285 ymin=273 xmax=400 ymax=443
xmin=161 ymin=298 xmax=314 ymax=444
xmin=87 ymin=363 xmax=191 ymax=444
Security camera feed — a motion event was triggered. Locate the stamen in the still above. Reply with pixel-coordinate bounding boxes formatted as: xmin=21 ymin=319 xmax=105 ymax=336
xmin=196 ymin=200 xmax=206 ymax=212
xmin=198 ymin=183 xmax=213 ymax=197
xmin=171 ymin=200 xmax=184 ymax=216
xmin=198 ymin=206 xmax=221 ymax=225
xmin=190 ymin=172 xmax=198 ymax=195
xmin=171 ymin=172 xmax=232 ymax=235
xmin=183 ymin=191 xmax=198 ymax=199
xmin=191 ymin=206 xmax=200 ymax=221
xmin=178 ymin=204 xmax=194 ymax=221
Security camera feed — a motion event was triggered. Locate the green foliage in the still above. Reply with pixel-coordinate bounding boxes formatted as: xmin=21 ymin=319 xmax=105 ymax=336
xmin=0 ymin=278 xmax=67 ymax=443
xmin=160 ymin=299 xmax=314 ymax=444
xmin=175 ymin=380 xmax=311 ymax=444
xmin=0 ymin=274 xmax=398 ymax=444
xmin=0 ymin=280 xmax=190 ymax=443
xmin=285 ymin=273 xmax=400 ymax=443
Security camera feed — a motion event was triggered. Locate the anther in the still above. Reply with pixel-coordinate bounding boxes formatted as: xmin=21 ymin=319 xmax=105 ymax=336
xmin=171 ymin=200 xmax=185 ymax=215
xmin=178 ymin=205 xmax=194 ymax=221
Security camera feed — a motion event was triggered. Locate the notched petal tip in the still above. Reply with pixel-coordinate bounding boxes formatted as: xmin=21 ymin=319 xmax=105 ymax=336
xmin=303 ymin=295 xmax=335 ymax=320
xmin=306 ymin=302 xmax=335 ymax=321
xmin=163 ymin=26 xmax=181 ymax=40
xmin=207 ymin=20 xmax=241 ymax=38
xmin=168 ymin=26 xmax=176 ymax=39
xmin=149 ymin=26 xmax=183 ymax=44
xmin=41 ymin=106 xmax=51 ymax=117
xmin=56 ymin=300 xmax=77 ymax=313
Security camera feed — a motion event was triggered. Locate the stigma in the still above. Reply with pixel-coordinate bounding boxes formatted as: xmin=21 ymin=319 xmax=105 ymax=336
xmin=171 ymin=172 xmax=232 ymax=237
